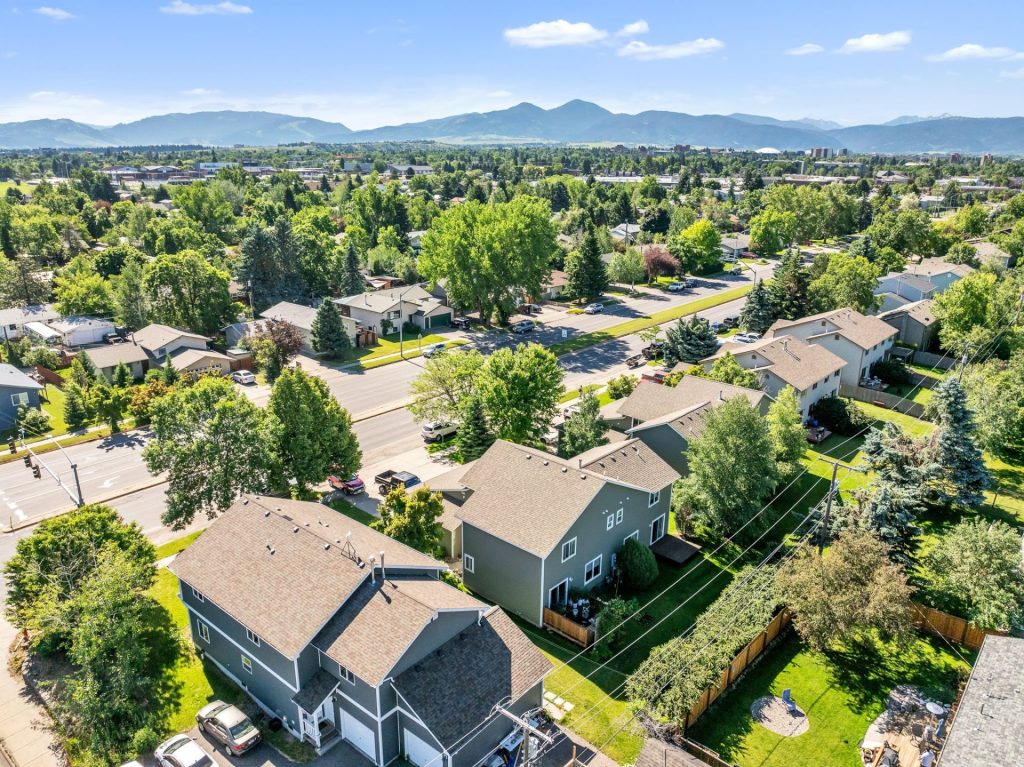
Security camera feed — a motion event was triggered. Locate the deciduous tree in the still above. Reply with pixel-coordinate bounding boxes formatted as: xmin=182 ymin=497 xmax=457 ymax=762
xmin=371 ymin=486 xmax=444 ymax=555
xmin=560 ymin=389 xmax=607 ymax=458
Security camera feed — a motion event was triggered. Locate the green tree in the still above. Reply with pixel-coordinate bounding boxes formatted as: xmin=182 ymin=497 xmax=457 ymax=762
xmin=458 ymin=394 xmax=494 ymax=462
xmin=933 ymin=270 xmax=1020 ymax=357
xmin=310 ymin=300 xmax=352 ymax=359
xmin=808 ymin=252 xmax=881 ymax=314
xmin=52 ymin=256 xmax=114 ymax=317
xmin=607 ymin=247 xmax=645 ymax=290
xmin=339 ymin=240 xmax=365 ymax=296
xmin=564 ymin=224 xmax=609 ymax=301
xmin=776 ymin=530 xmax=913 ymax=651
xmin=69 ymin=352 xmax=99 ymax=389
xmin=89 ymin=382 xmax=129 ymax=432
xmin=767 ymin=386 xmax=806 ymax=473
xmin=0 ymin=254 xmax=52 ymax=307
xmin=618 ymin=537 xmax=658 ymax=590
xmin=593 ymin=597 xmax=641 ymax=661
xmin=739 ymin=280 xmax=777 ymax=333
xmin=673 ymin=397 xmax=778 ymax=538
xmin=927 ymin=518 xmax=1024 ymax=631
xmin=925 ymin=378 xmax=992 ymax=507
xmin=962 ymin=353 xmax=1024 ymax=458
xmin=668 ymin=219 xmax=722 ymax=274
xmin=560 ymin=389 xmax=607 ymax=458
xmin=247 ymin=319 xmax=305 ymax=382
xmin=766 ymin=250 xmax=810 ymax=321
xmin=111 ymin=362 xmax=134 ymax=388
xmin=663 ymin=315 xmax=719 ymax=366
xmin=63 ymin=382 xmax=91 ymax=429
xmin=478 ymin=343 xmax=564 ymax=445
xmin=408 ymin=348 xmax=487 ymax=425
xmin=703 ymin=353 xmax=760 ymax=389
xmin=170 ymin=181 xmax=235 ymax=239
xmin=237 ymin=224 xmax=282 ymax=313
xmin=111 ymin=256 xmax=148 ymax=330
xmin=945 ymin=241 xmax=979 ymax=267
xmin=371 ymin=486 xmax=444 ymax=555
xmin=267 ymin=367 xmax=361 ymax=492
xmin=143 ymin=250 xmax=238 ymax=335
xmin=143 ymin=376 xmax=273 ymax=528
xmin=749 ymin=209 xmax=796 ymax=255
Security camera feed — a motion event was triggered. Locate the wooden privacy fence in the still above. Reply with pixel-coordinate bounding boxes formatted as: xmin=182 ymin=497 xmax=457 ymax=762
xmin=543 ymin=608 xmax=595 ymax=648
xmin=839 ymin=384 xmax=926 ymax=418
xmin=912 ymin=351 xmax=956 ymax=370
xmin=683 ymin=609 xmax=791 ymax=729
xmin=677 ymin=738 xmax=738 ymax=767
xmin=911 ymin=603 xmax=1006 ymax=650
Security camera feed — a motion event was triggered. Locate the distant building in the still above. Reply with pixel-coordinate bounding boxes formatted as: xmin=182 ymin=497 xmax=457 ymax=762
xmin=809 ymin=147 xmax=835 ymax=159
xmin=878 ymin=299 xmax=938 ymax=351
xmin=386 ymin=163 xmax=433 ymax=176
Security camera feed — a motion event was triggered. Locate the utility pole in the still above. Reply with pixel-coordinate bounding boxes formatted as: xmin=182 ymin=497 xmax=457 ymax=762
xmin=495 ymin=706 xmax=552 ymax=767
xmin=19 ymin=429 xmax=84 ymax=508
xmin=816 ymin=456 xmax=865 ymax=554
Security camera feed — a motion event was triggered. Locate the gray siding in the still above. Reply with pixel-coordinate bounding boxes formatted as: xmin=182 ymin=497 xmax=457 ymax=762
xmin=333 ymin=695 xmax=380 ymax=761
xmin=461 ymin=524 xmax=543 ymax=626
xmin=451 ymin=680 xmax=544 ymax=767
xmin=390 ymin=610 xmax=481 ymax=678
xmin=633 ymin=426 xmax=690 ymax=476
xmin=296 ymin=644 xmax=320 ymax=688
xmin=381 ymin=710 xmax=401 ymax=763
xmin=0 ymin=386 xmax=41 ymax=431
xmin=394 ymin=710 xmax=442 ymax=764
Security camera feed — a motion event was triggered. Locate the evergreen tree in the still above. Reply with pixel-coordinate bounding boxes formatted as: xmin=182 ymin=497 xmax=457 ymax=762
xmin=664 ymin=316 xmax=720 ymax=366
xmin=111 ymin=362 xmax=134 ymax=388
xmin=560 ymin=389 xmax=607 ymax=458
xmin=340 ymin=241 xmax=364 ymax=296
xmin=160 ymin=357 xmax=179 ymax=386
xmin=319 ymin=175 xmax=332 ymax=194
xmin=63 ymin=382 xmax=91 ymax=429
xmin=926 ymin=378 xmax=992 ymax=507
xmin=831 ymin=484 xmax=922 ymax=567
xmin=739 ymin=280 xmax=777 ymax=333
xmin=69 ymin=353 xmax=100 ymax=389
xmin=564 ymin=224 xmax=609 ymax=301
xmin=767 ymin=250 xmax=810 ymax=321
xmin=273 ymin=215 xmax=308 ymax=302
xmin=458 ymin=395 xmax=494 ymax=462
xmin=310 ymin=300 xmax=351 ymax=359
xmin=237 ymin=224 xmax=281 ymax=313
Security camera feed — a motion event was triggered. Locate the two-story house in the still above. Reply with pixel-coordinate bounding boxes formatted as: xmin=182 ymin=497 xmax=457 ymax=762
xmin=335 ymin=286 xmax=452 ymax=335
xmin=701 ymin=336 xmax=845 ymax=420
xmin=766 ymin=307 xmax=897 ymax=388
xmin=878 ymin=299 xmax=938 ymax=351
xmin=169 ymin=495 xmax=550 ymax=767
xmin=454 ymin=440 xmax=679 ymax=628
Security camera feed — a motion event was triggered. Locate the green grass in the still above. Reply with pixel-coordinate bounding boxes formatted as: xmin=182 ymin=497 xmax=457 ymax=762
xmin=39 ymin=385 xmax=68 ymax=436
xmin=687 ymin=635 xmax=969 ymax=767
xmin=0 ymin=181 xmax=30 ymax=195
xmin=327 ymin=497 xmax=378 ymax=525
xmin=155 ymin=530 xmax=204 ymax=560
xmin=355 ymin=339 xmax=468 ymax=370
xmin=559 ymin=384 xmax=601 ymax=404
xmin=351 ymin=332 xmax=452 ymax=363
xmin=549 ymin=284 xmax=754 ymax=357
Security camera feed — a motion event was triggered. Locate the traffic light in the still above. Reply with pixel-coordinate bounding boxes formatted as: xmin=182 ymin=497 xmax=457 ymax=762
xmin=23 ymin=454 xmax=31 ymax=467
xmin=31 ymin=464 xmax=41 ymax=479
xmin=7 ymin=437 xmax=15 ymax=455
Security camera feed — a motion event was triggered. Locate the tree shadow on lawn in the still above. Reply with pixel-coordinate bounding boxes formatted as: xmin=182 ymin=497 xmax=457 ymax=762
xmin=143 ymin=594 xmax=190 ymax=733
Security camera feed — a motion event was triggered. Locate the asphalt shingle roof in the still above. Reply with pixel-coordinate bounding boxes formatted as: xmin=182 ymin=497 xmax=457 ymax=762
xmin=768 ymin=307 xmax=897 ymax=351
xmin=392 ymin=608 xmax=552 ymax=750
xmin=259 ymin=302 xmax=318 ymax=332
xmin=78 ymin=343 xmax=150 ymax=369
xmin=0 ymin=364 xmax=43 ymax=391
xmin=879 ymin=299 xmax=937 ymax=327
xmin=576 ymin=438 xmax=680 ymax=492
xmin=705 ymin=335 xmax=845 ymax=392
xmin=636 ymin=739 xmax=705 ymax=767
xmin=169 ymin=348 xmax=232 ymax=371
xmin=132 ymin=324 xmax=209 ymax=352
xmin=617 ymin=376 xmax=767 ymax=423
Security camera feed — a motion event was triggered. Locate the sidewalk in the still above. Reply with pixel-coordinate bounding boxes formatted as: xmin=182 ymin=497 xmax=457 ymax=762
xmin=0 ymin=618 xmax=62 ymax=767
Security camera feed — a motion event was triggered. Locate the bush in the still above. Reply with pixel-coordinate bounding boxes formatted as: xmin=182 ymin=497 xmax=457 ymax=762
xmin=619 ymin=537 xmax=659 ymax=590
xmin=606 ymin=373 xmax=638 ymax=400
xmin=401 ymin=320 xmax=420 ymax=338
xmin=21 ymin=345 xmax=61 ymax=370
xmin=16 ymin=404 xmax=51 ymax=436
xmin=871 ymin=359 xmax=913 ymax=386
xmin=810 ymin=395 xmax=872 ymax=436
xmin=593 ymin=597 xmax=640 ymax=660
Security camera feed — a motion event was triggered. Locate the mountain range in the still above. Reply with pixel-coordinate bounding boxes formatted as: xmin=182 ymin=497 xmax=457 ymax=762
xmin=1 ymin=100 xmax=1022 ymax=154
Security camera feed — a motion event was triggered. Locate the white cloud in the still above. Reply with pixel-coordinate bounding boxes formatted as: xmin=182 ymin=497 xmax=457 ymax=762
xmin=1000 ymin=67 xmax=1024 ymax=80
xmin=838 ymin=31 xmax=911 ymax=54
xmin=617 ymin=38 xmax=724 ymax=61
xmin=504 ymin=19 xmax=607 ymax=48
xmin=927 ymin=43 xmax=1016 ymax=61
xmin=181 ymin=87 xmax=218 ymax=96
xmin=160 ymin=1 xmax=253 ymax=16
xmin=786 ymin=43 xmax=823 ymax=56
xmin=34 ymin=6 xmax=73 ymax=20
xmin=617 ymin=20 xmax=648 ymax=37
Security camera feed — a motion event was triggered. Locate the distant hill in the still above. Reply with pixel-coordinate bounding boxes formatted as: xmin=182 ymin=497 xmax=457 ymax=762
xmin=883 ymin=114 xmax=956 ymax=127
xmin=0 ymin=102 xmax=1022 ymax=153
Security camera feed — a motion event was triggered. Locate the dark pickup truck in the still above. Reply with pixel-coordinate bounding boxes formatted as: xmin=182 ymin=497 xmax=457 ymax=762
xmin=373 ymin=470 xmax=421 ymax=496
xmin=642 ymin=341 xmax=664 ymax=360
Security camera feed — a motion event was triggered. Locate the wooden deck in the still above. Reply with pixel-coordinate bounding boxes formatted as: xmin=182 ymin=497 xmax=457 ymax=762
xmin=651 ymin=534 xmax=701 ymax=565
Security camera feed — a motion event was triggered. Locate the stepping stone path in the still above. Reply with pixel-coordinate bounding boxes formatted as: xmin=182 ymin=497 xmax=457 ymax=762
xmin=544 ymin=690 xmax=576 ymax=721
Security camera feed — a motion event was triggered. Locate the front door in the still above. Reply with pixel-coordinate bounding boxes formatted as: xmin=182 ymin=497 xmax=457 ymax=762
xmin=318 ymin=698 xmax=335 ymax=727
xmin=548 ymin=579 xmax=568 ymax=608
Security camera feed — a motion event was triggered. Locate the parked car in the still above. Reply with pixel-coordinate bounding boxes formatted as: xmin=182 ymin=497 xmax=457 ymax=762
xmin=710 ymin=320 xmax=725 ymax=333
xmin=231 ymin=370 xmax=257 ymax=385
xmin=422 ymin=342 xmax=447 ymax=358
xmin=642 ymin=341 xmax=664 ymax=359
xmin=583 ymin=302 xmax=604 ymax=314
xmin=104 ymin=332 xmax=126 ymax=344
xmin=666 ymin=281 xmax=690 ymax=293
xmin=511 ymin=320 xmax=535 ymax=334
xmin=562 ymin=404 xmax=582 ymax=418
xmin=374 ymin=470 xmax=421 ymax=495
xmin=451 ymin=317 xmax=472 ymax=330
xmin=519 ymin=303 xmax=542 ymax=315
xmin=735 ymin=332 xmax=762 ymax=344
xmin=327 ymin=473 xmax=365 ymax=495
xmin=196 ymin=701 xmax=262 ymax=757
xmin=155 ymin=735 xmax=213 ymax=767
xmin=421 ymin=421 xmax=458 ymax=443
xmin=721 ymin=253 xmax=738 ymax=263
xmin=722 ymin=316 xmax=740 ymax=329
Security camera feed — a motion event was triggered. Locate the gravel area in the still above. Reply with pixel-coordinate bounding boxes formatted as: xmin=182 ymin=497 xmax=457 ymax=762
xmin=751 ymin=695 xmax=809 ymax=737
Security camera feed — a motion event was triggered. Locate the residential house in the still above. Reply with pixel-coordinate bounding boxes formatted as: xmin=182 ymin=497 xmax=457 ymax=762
xmin=878 ymin=300 xmax=939 ymax=351
xmin=609 ymin=223 xmax=641 ymax=242
xmin=454 ymin=440 xmax=679 ymax=627
xmin=721 ymin=233 xmax=752 ymax=258
xmin=701 ymin=335 xmax=845 ymax=419
xmin=131 ymin=324 xmax=210 ymax=361
xmin=425 ymin=462 xmax=475 ymax=559
xmin=27 ymin=316 xmax=114 ymax=347
xmin=169 ymin=495 xmax=551 ymax=766
xmin=259 ymin=301 xmax=357 ymax=354
xmin=169 ymin=348 xmax=233 ymax=376
xmin=971 ymin=240 xmax=1015 ymax=269
xmin=908 ymin=258 xmax=976 ymax=292
xmin=875 ymin=272 xmax=938 ymax=308
xmin=0 ymin=304 xmax=60 ymax=341
xmin=936 ymin=635 xmax=1024 ymax=767
xmin=386 ymin=163 xmax=433 ymax=176
xmin=223 ymin=320 xmax=269 ymax=349
xmin=407 ymin=230 xmax=427 ymax=252
xmin=539 ymin=270 xmax=569 ymax=301
xmin=0 ymin=364 xmax=43 ymax=432
xmin=81 ymin=343 xmax=151 ymax=382
xmin=618 ymin=376 xmax=771 ymax=475
xmin=335 ymin=287 xmax=452 ymax=335
xmin=766 ymin=308 xmax=897 ymax=388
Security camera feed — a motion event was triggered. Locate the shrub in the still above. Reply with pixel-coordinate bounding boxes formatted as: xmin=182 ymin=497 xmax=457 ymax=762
xmin=871 ymin=359 xmax=913 ymax=387
xmin=593 ymin=597 xmax=640 ymax=660
xmin=810 ymin=395 xmax=872 ymax=436
xmin=619 ymin=537 xmax=659 ymax=590
xmin=606 ymin=373 xmax=638 ymax=400
xmin=21 ymin=345 xmax=61 ymax=370
xmin=16 ymin=404 xmax=51 ymax=436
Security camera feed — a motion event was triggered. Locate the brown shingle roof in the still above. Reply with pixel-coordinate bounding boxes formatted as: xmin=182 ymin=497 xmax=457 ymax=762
xmin=704 ymin=335 xmax=845 ymax=392
xmin=617 ymin=376 xmax=767 ymax=422
xmin=768 ymin=307 xmax=896 ymax=351
xmin=879 ymin=299 xmax=937 ymax=327
xmin=79 ymin=343 xmax=150 ymax=370
xmin=629 ymin=401 xmax=715 ymax=442
xmin=168 ymin=496 xmax=440 ymax=659
xmin=312 ymin=576 xmax=485 ymax=686
xmin=132 ymin=323 xmax=209 ymax=352
xmin=577 ymin=438 xmax=680 ymax=492
xmin=393 ymin=608 xmax=552 ymax=750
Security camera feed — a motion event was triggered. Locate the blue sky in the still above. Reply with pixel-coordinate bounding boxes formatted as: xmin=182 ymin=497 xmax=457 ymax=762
xmin=2 ymin=0 xmax=1024 ymax=128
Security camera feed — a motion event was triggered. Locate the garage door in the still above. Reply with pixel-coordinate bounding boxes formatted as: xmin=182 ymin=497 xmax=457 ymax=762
xmin=341 ymin=711 xmax=376 ymax=761
xmin=404 ymin=729 xmax=443 ymax=767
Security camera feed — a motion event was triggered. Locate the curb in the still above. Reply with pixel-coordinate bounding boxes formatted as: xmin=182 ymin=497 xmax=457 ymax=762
xmin=1 ymin=477 xmax=168 ymax=534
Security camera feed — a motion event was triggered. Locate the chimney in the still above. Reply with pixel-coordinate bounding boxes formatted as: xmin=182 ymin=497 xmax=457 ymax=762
xmin=379 ymin=551 xmax=386 ymax=581
xmin=369 ymin=555 xmax=376 ymax=583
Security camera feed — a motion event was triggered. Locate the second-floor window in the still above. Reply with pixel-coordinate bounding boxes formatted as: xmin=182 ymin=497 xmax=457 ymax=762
xmin=561 ymin=538 xmax=577 ymax=562
xmin=246 ymin=628 xmax=261 ymax=647
xmin=197 ymin=621 xmax=210 ymax=643
xmin=241 ymin=655 xmax=253 ymax=674
xmin=191 ymin=586 xmax=205 ymax=602
xmin=463 ymin=553 xmax=475 ymax=574
xmin=584 ymin=555 xmax=602 ymax=585
xmin=338 ymin=664 xmax=355 ymax=684
xmin=649 ymin=490 xmax=661 ymax=507
xmin=606 ymin=514 xmax=615 ymax=531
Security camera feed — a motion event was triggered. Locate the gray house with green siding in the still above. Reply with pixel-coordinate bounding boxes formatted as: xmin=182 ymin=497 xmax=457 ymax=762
xmin=169 ymin=495 xmax=551 ymax=767
xmin=455 ymin=440 xmax=679 ymax=627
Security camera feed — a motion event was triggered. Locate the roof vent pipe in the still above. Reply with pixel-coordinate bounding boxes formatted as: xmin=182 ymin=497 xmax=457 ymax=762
xmin=380 ymin=551 xmax=386 ymax=581
xmin=369 ymin=555 xmax=376 ymax=583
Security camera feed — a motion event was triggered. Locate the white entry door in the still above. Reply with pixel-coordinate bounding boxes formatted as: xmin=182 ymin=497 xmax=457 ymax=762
xmin=341 ymin=710 xmax=376 ymax=760
xmin=404 ymin=729 xmax=443 ymax=767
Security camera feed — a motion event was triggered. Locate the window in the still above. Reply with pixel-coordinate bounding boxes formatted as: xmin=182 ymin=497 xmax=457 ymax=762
xmin=584 ymin=555 xmax=603 ymax=585
xmin=191 ymin=586 xmax=205 ymax=602
xmin=561 ymin=538 xmax=577 ymax=562
xmin=624 ymin=530 xmax=639 ymax=544
xmin=648 ymin=490 xmax=661 ymax=507
xmin=197 ymin=621 xmax=210 ymax=643
xmin=615 ymin=508 xmax=624 ymax=525
xmin=606 ymin=514 xmax=615 ymax=531
xmin=10 ymin=392 xmax=28 ymax=407
xmin=241 ymin=656 xmax=253 ymax=674
xmin=245 ymin=628 xmax=261 ymax=647
xmin=338 ymin=664 xmax=355 ymax=684
xmin=812 ymin=381 xmax=818 ymax=390
xmin=463 ymin=553 xmax=475 ymax=574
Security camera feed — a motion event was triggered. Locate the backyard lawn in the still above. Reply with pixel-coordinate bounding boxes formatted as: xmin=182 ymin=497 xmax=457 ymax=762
xmin=687 ymin=635 xmax=969 ymax=767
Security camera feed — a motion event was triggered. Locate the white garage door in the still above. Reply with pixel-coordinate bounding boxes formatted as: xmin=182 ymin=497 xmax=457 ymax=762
xmin=342 ymin=710 xmax=376 ymax=761
xmin=404 ymin=729 xmax=443 ymax=767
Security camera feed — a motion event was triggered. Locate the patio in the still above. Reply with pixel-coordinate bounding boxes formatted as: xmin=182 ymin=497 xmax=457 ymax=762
xmin=860 ymin=686 xmax=949 ymax=767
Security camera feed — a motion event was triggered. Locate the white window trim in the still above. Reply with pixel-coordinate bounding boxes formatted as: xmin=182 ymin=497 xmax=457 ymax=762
xmin=649 ymin=490 xmax=661 ymax=507
xmin=584 ymin=555 xmax=602 ymax=585
xmin=561 ymin=537 xmax=577 ymax=563
xmin=650 ymin=514 xmax=666 ymax=544
xmin=463 ymin=553 xmax=475 ymax=574
xmin=615 ymin=508 xmax=624 ymax=525
xmin=245 ymin=628 xmax=261 ymax=647
xmin=10 ymin=393 xmax=28 ymax=407
xmin=197 ymin=621 xmax=210 ymax=643
xmin=338 ymin=664 xmax=355 ymax=685
xmin=624 ymin=530 xmax=639 ymax=544
xmin=191 ymin=586 xmax=205 ymax=602
xmin=606 ymin=514 xmax=615 ymax=531
xmin=241 ymin=655 xmax=253 ymax=674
